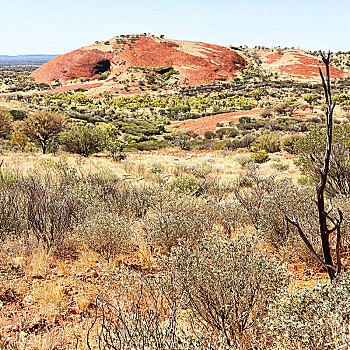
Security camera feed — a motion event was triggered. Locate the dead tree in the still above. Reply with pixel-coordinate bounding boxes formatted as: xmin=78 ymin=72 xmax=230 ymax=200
xmin=286 ymin=51 xmax=343 ymax=281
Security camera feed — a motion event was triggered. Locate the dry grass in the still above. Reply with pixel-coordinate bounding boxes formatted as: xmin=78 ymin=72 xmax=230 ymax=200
xmin=31 ymin=281 xmax=67 ymax=319
xmin=25 ymin=248 xmax=50 ymax=278
xmin=0 ymin=149 xmax=301 ymax=183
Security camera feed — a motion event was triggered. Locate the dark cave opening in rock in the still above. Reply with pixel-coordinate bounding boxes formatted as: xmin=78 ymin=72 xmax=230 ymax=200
xmin=154 ymin=66 xmax=174 ymax=75
xmin=92 ymin=59 xmax=111 ymax=74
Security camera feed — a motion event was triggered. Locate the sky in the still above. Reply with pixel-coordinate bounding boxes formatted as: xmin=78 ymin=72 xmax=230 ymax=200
xmin=1 ymin=0 xmax=349 ymax=55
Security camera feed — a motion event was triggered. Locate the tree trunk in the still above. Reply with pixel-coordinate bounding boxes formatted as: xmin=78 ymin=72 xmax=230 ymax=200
xmin=317 ymin=189 xmax=335 ymax=280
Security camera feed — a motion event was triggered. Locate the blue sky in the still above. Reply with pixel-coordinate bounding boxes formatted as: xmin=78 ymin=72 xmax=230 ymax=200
xmin=1 ymin=0 xmax=349 ymax=55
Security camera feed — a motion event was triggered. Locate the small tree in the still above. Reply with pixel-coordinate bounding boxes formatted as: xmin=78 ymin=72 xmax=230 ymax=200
xmin=287 ymin=52 xmax=343 ymax=281
xmin=105 ymin=138 xmax=127 ymax=161
xmin=216 ymin=128 xmax=228 ymax=140
xmin=303 ymin=93 xmax=318 ymax=113
xmin=274 ymin=98 xmax=299 ymax=116
xmin=282 ymin=134 xmax=301 ymax=154
xmin=248 ymin=88 xmax=267 ymax=101
xmin=296 ymin=124 xmax=350 ymax=195
xmin=21 ymin=111 xmax=66 ymax=153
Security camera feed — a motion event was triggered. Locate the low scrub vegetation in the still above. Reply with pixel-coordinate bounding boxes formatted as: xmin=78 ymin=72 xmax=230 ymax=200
xmin=1 ymin=53 xmax=350 ymax=350
xmin=0 ymin=150 xmax=347 ymax=348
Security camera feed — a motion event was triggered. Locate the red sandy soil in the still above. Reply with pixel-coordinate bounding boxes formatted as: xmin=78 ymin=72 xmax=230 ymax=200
xmin=1 ymin=242 xmax=348 ymax=348
xmin=0 ymin=82 xmax=104 ymax=98
xmin=31 ymin=36 xmax=247 ymax=88
xmin=266 ymin=53 xmax=282 ymax=64
xmin=45 ymin=82 xmax=104 ymax=94
xmin=169 ymin=109 xmax=264 ymax=135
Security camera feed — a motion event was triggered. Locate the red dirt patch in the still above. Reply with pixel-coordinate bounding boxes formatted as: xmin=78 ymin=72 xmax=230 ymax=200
xmin=44 ymin=82 xmax=103 ymax=94
xmin=266 ymin=53 xmax=282 ymax=64
xmin=169 ymin=109 xmax=264 ymax=135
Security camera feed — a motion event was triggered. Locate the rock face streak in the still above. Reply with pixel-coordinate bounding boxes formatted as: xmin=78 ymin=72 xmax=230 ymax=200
xmin=31 ymin=35 xmax=247 ymax=86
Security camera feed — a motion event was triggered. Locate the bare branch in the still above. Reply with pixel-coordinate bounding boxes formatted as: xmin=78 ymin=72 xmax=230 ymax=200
xmin=285 ymin=215 xmax=335 ymax=271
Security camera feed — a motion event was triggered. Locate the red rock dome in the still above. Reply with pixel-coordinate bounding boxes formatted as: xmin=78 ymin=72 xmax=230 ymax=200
xmin=31 ymin=35 xmax=247 ymax=87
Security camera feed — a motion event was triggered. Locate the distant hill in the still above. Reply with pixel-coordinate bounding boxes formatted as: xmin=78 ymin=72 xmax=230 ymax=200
xmin=0 ymin=55 xmax=58 ymax=65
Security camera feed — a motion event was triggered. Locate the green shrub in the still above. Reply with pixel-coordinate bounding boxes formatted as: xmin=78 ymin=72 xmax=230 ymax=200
xmin=235 ymin=134 xmax=257 ymax=149
xmin=98 ymin=71 xmax=110 ymax=80
xmin=295 ymin=124 xmax=350 ymax=195
xmin=204 ymin=130 xmax=216 ymax=140
xmin=146 ymin=195 xmax=213 ymax=252
xmin=234 ymin=154 xmax=255 ymax=168
xmin=60 ymin=124 xmax=105 ymax=157
xmin=297 ymin=175 xmax=313 ymax=186
xmin=258 ymin=178 xmax=320 ymax=261
xmin=9 ymin=109 xmax=27 ymax=121
xmin=102 ymin=183 xmax=157 ymax=219
xmin=234 ymin=174 xmax=254 ymax=187
xmin=251 ymin=150 xmax=269 ymax=163
xmin=239 ymin=116 xmax=252 ymax=124
xmin=162 ymin=68 xmax=178 ymax=80
xmin=0 ymin=186 xmax=23 ymax=241
xmin=0 ymin=109 xmax=13 ymax=138
xmin=215 ymin=201 xmax=246 ymax=237
xmin=251 ymin=133 xmax=281 ymax=153
xmin=260 ymin=109 xmax=272 ymax=118
xmin=81 ymin=211 xmax=134 ymax=262
xmin=273 ymin=98 xmax=298 ymax=116
xmin=162 ymin=234 xmax=285 ymax=347
xmin=105 ymin=138 xmax=126 ymax=162
xmin=145 ymin=163 xmax=166 ymax=183
xmin=266 ymin=273 xmax=350 ymax=349
xmin=191 ymin=163 xmax=213 ymax=178
xmin=214 ymin=140 xmax=227 ymax=150
xmin=170 ymin=175 xmax=200 ymax=195
xmin=271 ymin=161 xmax=289 ymax=171
xmin=282 ymin=134 xmax=301 ymax=154
xmin=145 ymin=163 xmax=162 ymax=176
xmin=227 ymin=128 xmax=239 ymax=138
xmin=333 ymin=195 xmax=350 ymax=242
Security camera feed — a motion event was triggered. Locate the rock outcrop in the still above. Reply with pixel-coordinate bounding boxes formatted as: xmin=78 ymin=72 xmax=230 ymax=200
xmin=254 ymin=49 xmax=350 ymax=81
